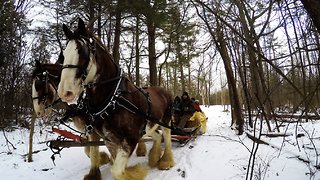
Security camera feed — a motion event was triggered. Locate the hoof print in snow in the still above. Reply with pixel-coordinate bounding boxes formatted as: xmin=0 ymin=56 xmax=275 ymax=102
xmin=41 ymin=168 xmax=52 ymax=171
xmin=177 ymin=168 xmax=186 ymax=178
xmin=297 ymin=133 xmax=305 ymax=138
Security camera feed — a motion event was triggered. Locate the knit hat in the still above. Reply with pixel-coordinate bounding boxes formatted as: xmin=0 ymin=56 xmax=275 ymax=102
xmin=182 ymin=91 xmax=189 ymax=96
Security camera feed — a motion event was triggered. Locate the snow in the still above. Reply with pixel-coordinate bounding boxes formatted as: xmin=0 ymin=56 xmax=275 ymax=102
xmin=1 ymin=105 xmax=319 ymax=180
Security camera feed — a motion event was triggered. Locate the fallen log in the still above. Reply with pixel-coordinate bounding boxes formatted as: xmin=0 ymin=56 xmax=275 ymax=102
xmin=246 ymin=132 xmax=269 ymax=145
xmin=260 ymin=133 xmax=292 ymax=137
xmin=245 ymin=131 xmax=319 ymax=169
xmin=244 ymin=113 xmax=320 ymax=120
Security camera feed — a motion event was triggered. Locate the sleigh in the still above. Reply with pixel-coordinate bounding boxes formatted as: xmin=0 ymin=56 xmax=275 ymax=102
xmin=170 ymin=125 xmax=201 ymax=146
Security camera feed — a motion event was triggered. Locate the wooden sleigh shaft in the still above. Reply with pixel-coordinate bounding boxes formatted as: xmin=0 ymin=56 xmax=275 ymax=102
xmin=49 ymin=128 xmax=195 ymax=148
xmin=48 ymin=140 xmax=106 ymax=148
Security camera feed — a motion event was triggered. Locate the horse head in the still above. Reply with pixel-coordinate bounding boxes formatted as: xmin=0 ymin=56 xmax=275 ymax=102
xmin=32 ymin=60 xmax=62 ymax=116
xmin=58 ymin=18 xmax=98 ymax=104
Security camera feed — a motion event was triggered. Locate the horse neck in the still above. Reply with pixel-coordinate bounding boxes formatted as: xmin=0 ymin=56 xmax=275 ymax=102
xmin=87 ymin=47 xmax=119 ymax=108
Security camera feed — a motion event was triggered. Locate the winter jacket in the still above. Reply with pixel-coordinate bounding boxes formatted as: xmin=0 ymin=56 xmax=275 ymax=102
xmin=180 ymin=97 xmax=196 ymax=115
xmin=195 ymin=102 xmax=201 ymax=112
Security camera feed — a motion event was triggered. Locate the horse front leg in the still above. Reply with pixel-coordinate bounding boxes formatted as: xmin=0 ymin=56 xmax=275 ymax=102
xmin=158 ymin=127 xmax=175 ymax=170
xmin=111 ymin=146 xmax=147 ymax=180
xmin=136 ymin=139 xmax=147 ymax=156
xmin=84 ymin=133 xmax=109 ymax=180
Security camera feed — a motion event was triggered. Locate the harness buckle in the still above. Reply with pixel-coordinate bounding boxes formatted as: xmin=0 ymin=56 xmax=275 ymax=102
xmin=85 ymin=125 xmax=93 ymax=134
xmin=78 ymin=100 xmax=84 ymax=110
xmin=115 ymin=89 xmax=122 ymax=96
xmin=86 ymin=83 xmax=94 ymax=89
xmin=110 ymin=101 xmax=116 ymax=110
xmin=100 ymin=111 xmax=109 ymax=119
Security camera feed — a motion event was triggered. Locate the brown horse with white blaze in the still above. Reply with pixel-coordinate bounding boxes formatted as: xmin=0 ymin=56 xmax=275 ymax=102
xmin=31 ymin=60 xmax=110 ymax=180
xmin=58 ymin=19 xmax=175 ymax=180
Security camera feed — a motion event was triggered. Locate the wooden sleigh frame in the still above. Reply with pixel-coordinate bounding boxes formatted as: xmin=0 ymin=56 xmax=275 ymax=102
xmin=48 ymin=126 xmax=200 ymax=149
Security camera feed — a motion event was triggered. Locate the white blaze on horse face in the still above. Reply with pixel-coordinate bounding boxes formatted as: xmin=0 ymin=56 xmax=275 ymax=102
xmin=32 ymin=79 xmax=45 ymax=117
xmin=58 ymin=40 xmax=97 ymax=104
xmin=58 ymin=40 xmax=83 ymax=104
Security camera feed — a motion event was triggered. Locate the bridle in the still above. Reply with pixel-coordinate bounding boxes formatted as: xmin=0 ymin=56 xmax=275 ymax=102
xmin=32 ymin=71 xmax=61 ymax=109
xmin=32 ymin=71 xmax=50 ymax=102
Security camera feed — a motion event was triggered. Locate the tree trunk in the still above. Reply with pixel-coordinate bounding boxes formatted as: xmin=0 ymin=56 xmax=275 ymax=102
xmin=234 ymin=0 xmax=273 ymax=131
xmin=113 ymin=2 xmax=122 ymax=65
xmin=135 ymin=15 xmax=140 ymax=86
xmin=177 ymin=37 xmax=185 ymax=92
xmin=147 ymin=19 xmax=157 ymax=86
xmin=28 ymin=112 xmax=36 ymax=162
xmin=215 ymin=20 xmax=244 ymax=135
xmin=300 ymin=0 xmax=320 ymax=34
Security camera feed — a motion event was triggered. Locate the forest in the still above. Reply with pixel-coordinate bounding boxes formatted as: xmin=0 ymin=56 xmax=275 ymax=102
xmin=1 ymin=0 xmax=320 ymax=136
xmin=2 ymin=0 xmax=320 ymax=179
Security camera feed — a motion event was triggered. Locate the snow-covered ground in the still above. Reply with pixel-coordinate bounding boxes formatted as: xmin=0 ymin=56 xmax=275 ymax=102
xmin=0 ymin=105 xmax=319 ymax=179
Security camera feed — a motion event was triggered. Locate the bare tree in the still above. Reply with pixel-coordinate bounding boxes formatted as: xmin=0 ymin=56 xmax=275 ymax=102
xmin=194 ymin=1 xmax=244 ymax=135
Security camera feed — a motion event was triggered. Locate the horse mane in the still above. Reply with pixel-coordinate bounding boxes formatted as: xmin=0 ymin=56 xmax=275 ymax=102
xmin=88 ymin=32 xmax=115 ymax=62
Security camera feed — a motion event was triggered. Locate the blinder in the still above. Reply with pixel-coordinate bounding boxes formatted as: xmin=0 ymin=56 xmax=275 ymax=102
xmin=32 ymin=71 xmax=49 ymax=102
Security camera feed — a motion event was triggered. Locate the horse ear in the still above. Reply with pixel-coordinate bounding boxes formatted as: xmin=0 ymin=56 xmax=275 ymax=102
xmin=78 ymin=18 xmax=88 ymax=37
xmin=35 ymin=60 xmax=41 ymax=68
xmin=63 ymin=24 xmax=74 ymax=39
xmin=56 ymin=52 xmax=64 ymax=64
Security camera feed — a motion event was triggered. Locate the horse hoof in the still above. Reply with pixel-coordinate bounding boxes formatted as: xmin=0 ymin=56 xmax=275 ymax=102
xmin=136 ymin=141 xmax=147 ymax=157
xmin=84 ymin=174 xmax=101 ymax=180
xmin=158 ymin=161 xmax=174 ymax=170
xmin=136 ymin=148 xmax=146 ymax=157
xmin=99 ymin=152 xmax=110 ymax=166
xmin=83 ymin=168 xmax=101 ymax=180
xmin=158 ymin=156 xmax=174 ymax=170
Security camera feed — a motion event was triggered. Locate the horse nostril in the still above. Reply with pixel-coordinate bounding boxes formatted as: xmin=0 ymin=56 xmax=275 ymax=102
xmin=65 ymin=91 xmax=74 ymax=98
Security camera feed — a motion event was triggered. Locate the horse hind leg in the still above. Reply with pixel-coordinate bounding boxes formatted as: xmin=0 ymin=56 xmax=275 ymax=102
xmin=111 ymin=148 xmax=147 ymax=180
xmin=147 ymin=124 xmax=162 ymax=167
xmin=158 ymin=126 xmax=175 ymax=170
